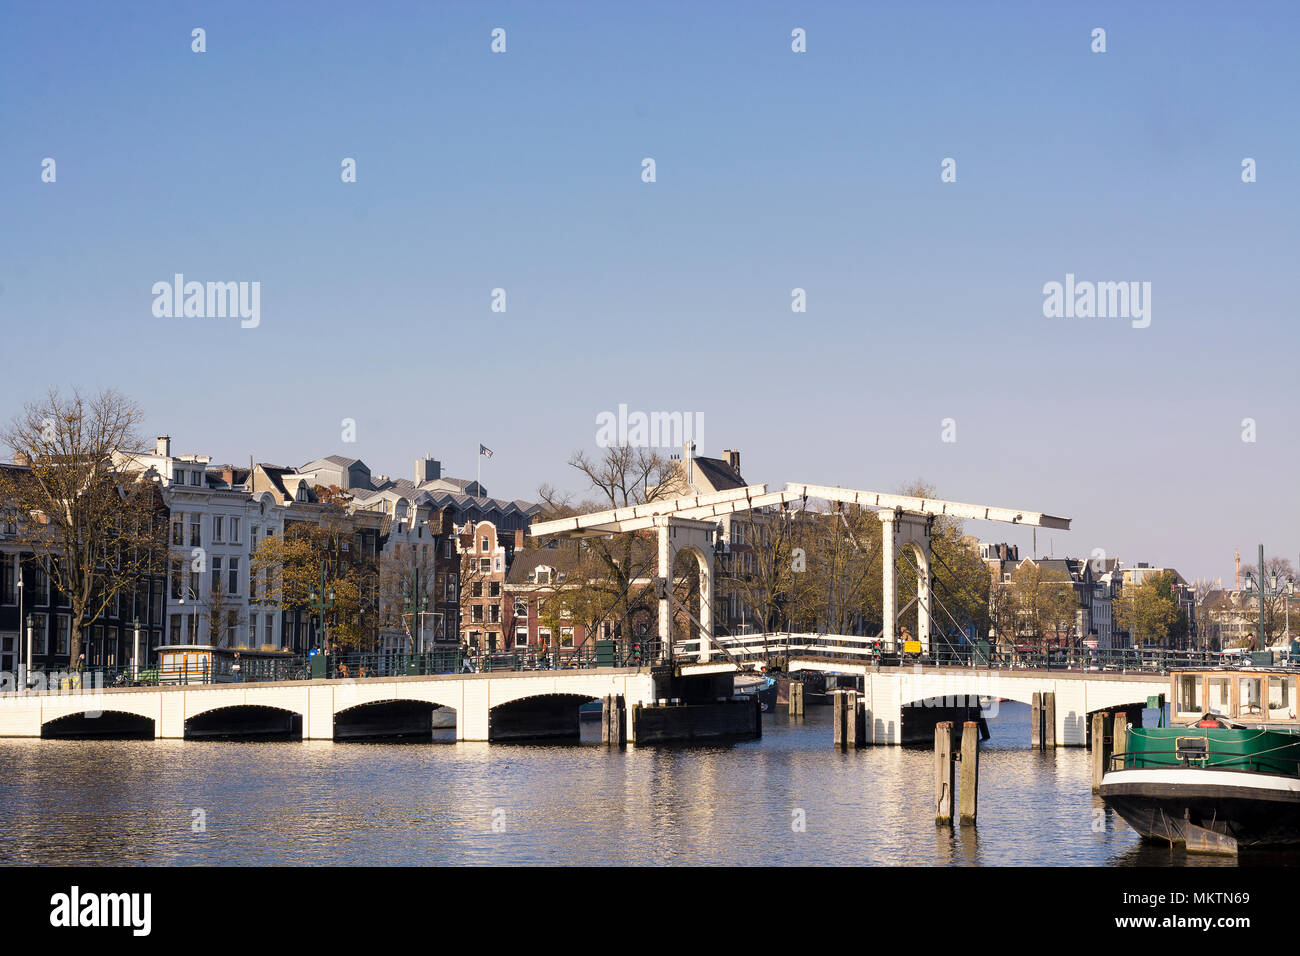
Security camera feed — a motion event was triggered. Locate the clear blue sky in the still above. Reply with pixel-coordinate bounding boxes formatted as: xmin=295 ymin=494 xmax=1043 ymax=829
xmin=2 ymin=1 xmax=1297 ymax=583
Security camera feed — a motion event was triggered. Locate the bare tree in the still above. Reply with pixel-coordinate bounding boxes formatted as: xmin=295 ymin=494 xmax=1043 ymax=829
xmin=0 ymin=388 xmax=167 ymax=662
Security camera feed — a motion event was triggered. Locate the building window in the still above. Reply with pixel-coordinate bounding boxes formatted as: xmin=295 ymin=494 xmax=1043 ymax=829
xmin=489 ymin=581 xmax=500 ymax=598
xmin=31 ymin=565 xmax=49 ymax=605
xmin=175 ymin=469 xmax=185 ymax=485
xmin=264 ymin=614 xmax=274 ymax=647
xmin=190 ymin=471 xmax=201 ymax=486
xmin=172 ymin=518 xmax=185 ymax=546
xmin=189 ymin=516 xmax=202 ymax=548
xmin=515 ymin=628 xmax=528 ymax=648
xmin=213 ymin=516 xmax=224 ymax=542
xmin=561 ymin=626 xmax=574 ymax=648
xmin=489 ymin=605 xmax=500 ymax=624
xmin=228 ymin=558 xmax=239 ymax=595
xmin=471 ymin=605 xmax=484 ymax=623
xmin=481 ymin=537 xmax=488 ymax=552
xmin=211 ymin=557 xmax=222 ymax=597
xmin=472 ymin=582 xmax=483 ymax=598
xmin=32 ymin=616 xmax=48 ymax=655
xmin=479 ymin=558 xmax=490 ymax=573
xmin=55 ymin=615 xmax=70 ymax=655
xmin=151 ymin=580 xmax=163 ymax=626
xmin=229 ymin=518 xmax=240 ymax=544
xmin=0 ymin=555 xmax=13 ymax=605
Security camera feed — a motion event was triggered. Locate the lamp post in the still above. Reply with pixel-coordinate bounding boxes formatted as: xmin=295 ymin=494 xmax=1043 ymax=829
xmin=403 ymin=566 xmax=428 ymax=658
xmin=132 ymin=618 xmax=141 ymax=682
xmin=177 ymin=583 xmax=200 ymax=645
xmin=1242 ymin=543 xmax=1294 ymax=652
xmin=15 ymin=560 xmax=22 ymax=686
xmin=24 ymin=613 xmax=33 ymax=693
xmin=307 ymin=564 xmax=336 ymax=656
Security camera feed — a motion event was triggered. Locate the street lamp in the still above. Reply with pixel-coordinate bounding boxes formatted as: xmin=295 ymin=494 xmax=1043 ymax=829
xmin=15 ymin=561 xmax=22 ymax=686
xmin=177 ymin=583 xmax=200 ymax=645
xmin=403 ymin=566 xmax=428 ymax=656
xmin=307 ymin=564 xmax=336 ymax=656
xmin=132 ymin=618 xmax=142 ymax=682
xmin=1242 ymin=545 xmax=1294 ymax=652
xmin=24 ymin=612 xmax=33 ymax=692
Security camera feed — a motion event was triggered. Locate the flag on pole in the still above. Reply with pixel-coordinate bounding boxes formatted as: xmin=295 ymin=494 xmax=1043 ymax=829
xmin=479 ymin=444 xmax=493 ymax=459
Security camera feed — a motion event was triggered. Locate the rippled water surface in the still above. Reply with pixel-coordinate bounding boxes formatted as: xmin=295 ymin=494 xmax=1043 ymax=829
xmin=0 ymin=702 xmax=1289 ymax=866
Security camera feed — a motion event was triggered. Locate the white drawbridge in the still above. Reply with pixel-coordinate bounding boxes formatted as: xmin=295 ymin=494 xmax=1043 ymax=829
xmin=529 ymin=482 xmax=1070 ymax=662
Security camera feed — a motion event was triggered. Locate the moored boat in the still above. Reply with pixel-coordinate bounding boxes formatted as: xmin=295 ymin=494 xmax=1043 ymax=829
xmin=734 ymin=673 xmax=779 ymax=712
xmin=1100 ymin=666 xmax=1300 ymax=853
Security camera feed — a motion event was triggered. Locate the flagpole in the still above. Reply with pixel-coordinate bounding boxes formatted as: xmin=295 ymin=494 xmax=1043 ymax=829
xmin=477 ymin=446 xmax=480 ymax=496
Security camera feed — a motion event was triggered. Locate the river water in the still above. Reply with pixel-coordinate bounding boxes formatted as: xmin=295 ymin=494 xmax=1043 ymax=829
xmin=0 ymin=702 xmax=1286 ymax=866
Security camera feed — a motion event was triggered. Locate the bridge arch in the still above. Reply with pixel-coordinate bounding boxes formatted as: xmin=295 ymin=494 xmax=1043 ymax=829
xmin=41 ymin=709 xmax=155 ymax=739
xmin=333 ymin=698 xmax=457 ymax=741
xmin=488 ymin=692 xmax=598 ymax=742
xmin=185 ymin=704 xmax=303 ymax=740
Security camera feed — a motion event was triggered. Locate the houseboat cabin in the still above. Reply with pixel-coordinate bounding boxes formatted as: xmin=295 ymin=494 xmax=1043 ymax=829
xmin=155 ymin=645 xmax=297 ymax=685
xmin=1170 ymin=666 xmax=1297 ymax=726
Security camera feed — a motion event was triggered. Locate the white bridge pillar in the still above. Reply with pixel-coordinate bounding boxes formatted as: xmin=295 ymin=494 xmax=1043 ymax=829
xmin=654 ymin=516 xmax=718 ymax=663
xmin=878 ymin=510 xmax=934 ymax=656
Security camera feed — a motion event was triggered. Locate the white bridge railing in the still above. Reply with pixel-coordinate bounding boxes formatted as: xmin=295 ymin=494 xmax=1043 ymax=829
xmin=674 ymin=632 xmax=886 ymax=663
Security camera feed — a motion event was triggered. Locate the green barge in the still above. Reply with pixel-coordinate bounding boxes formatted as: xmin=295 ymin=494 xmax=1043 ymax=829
xmin=1100 ymin=666 xmax=1300 ymax=852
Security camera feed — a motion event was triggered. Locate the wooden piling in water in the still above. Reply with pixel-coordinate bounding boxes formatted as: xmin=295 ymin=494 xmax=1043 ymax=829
xmin=844 ymin=690 xmax=858 ymax=749
xmin=1091 ymin=711 xmax=1110 ymax=792
xmin=833 ymin=691 xmax=845 ymax=749
xmin=1031 ymin=692 xmax=1043 ymax=750
xmin=1112 ymin=712 xmax=1127 ymax=768
xmin=789 ymin=680 xmax=804 ymax=717
xmin=959 ymin=721 xmax=979 ymax=824
xmin=934 ymin=721 xmax=955 ymax=826
xmin=1043 ymin=692 xmax=1056 ymax=748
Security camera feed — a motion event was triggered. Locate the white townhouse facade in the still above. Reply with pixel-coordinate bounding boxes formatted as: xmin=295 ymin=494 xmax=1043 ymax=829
xmin=115 ymin=437 xmax=289 ymax=651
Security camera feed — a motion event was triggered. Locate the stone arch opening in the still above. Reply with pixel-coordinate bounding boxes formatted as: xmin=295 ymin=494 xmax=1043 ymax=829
xmin=488 ymin=693 xmax=599 ymax=742
xmin=185 ymin=705 xmax=302 ymax=740
xmin=42 ymin=710 xmax=155 ymax=739
xmin=333 ymin=699 xmax=457 ymax=741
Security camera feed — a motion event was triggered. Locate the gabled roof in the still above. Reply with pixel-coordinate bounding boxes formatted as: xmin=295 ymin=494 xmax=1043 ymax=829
xmin=303 ymin=455 xmax=365 ymax=470
xmin=691 ymin=456 xmax=746 ymax=492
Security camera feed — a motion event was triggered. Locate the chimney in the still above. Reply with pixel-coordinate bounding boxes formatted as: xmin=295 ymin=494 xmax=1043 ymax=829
xmin=415 ymin=456 xmax=441 ymax=484
xmin=514 ymin=529 xmax=525 ymax=551
xmin=156 ymin=435 xmax=172 ymax=457
xmin=724 ymin=449 xmax=741 ymax=473
xmin=13 ymin=451 xmax=29 ymax=467
xmin=1235 ymin=548 xmax=1241 ymax=590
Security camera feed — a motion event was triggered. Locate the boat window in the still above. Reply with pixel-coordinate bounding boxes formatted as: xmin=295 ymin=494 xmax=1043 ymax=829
xmin=1176 ymin=674 xmax=1202 ymax=714
xmin=1269 ymin=676 xmax=1296 ymax=720
xmin=1237 ymin=677 xmax=1263 ymax=717
xmin=1175 ymin=736 xmax=1208 ymax=762
xmin=1207 ymin=677 xmax=1231 ymax=714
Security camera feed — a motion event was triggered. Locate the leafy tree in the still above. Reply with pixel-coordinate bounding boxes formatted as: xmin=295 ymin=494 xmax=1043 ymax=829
xmin=1114 ymin=570 xmax=1179 ymax=647
xmin=251 ymin=506 xmax=377 ymax=652
xmin=0 ymin=388 xmax=167 ymax=662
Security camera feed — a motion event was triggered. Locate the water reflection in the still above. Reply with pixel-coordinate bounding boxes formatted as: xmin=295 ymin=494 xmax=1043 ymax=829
xmin=0 ymin=702 xmax=1272 ymax=866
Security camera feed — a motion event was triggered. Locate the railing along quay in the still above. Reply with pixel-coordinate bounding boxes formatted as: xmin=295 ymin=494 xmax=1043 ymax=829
xmin=12 ymin=637 xmax=1276 ymax=691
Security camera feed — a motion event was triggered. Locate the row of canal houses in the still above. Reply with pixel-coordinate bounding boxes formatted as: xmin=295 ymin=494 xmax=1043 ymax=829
xmin=0 ymin=436 xmax=554 ymax=673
